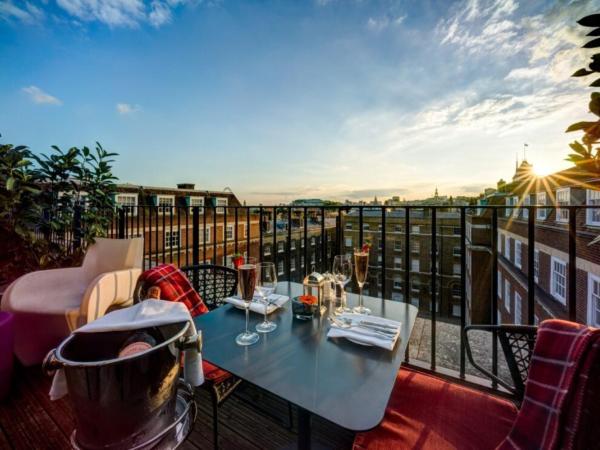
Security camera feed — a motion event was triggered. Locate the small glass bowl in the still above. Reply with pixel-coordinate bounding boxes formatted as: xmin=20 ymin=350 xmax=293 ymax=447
xmin=291 ymin=296 xmax=318 ymax=320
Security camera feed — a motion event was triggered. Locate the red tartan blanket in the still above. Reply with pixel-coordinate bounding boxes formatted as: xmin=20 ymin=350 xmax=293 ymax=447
xmin=497 ymin=319 xmax=600 ymax=450
xmin=139 ymin=264 xmax=208 ymax=317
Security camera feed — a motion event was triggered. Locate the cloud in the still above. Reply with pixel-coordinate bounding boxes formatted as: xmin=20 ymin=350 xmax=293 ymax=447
xmin=366 ymin=14 xmax=405 ymax=32
xmin=22 ymin=86 xmax=62 ymax=105
xmin=0 ymin=1 xmax=44 ymax=24
xmin=51 ymin=0 xmax=195 ymax=27
xmin=116 ymin=102 xmax=141 ymax=114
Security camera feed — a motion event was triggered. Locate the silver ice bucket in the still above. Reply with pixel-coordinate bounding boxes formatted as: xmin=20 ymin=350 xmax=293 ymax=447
xmin=43 ymin=321 xmax=192 ymax=450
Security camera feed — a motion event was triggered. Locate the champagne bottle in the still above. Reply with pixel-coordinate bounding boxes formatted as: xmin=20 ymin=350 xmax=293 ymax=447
xmin=118 ymin=329 xmax=158 ymax=358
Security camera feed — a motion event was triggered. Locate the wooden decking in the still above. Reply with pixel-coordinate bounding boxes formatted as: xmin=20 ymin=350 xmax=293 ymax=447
xmin=0 ymin=364 xmax=355 ymax=449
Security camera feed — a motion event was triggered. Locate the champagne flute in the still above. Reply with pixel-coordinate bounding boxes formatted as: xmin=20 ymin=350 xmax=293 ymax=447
xmin=235 ymin=263 xmax=260 ymax=346
xmin=332 ymin=255 xmax=352 ymax=313
xmin=256 ymin=262 xmax=278 ymax=333
xmin=353 ymin=248 xmax=371 ymax=315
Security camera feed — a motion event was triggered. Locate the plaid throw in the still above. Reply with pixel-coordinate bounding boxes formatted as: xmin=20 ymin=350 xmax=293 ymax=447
xmin=497 ymin=319 xmax=600 ymax=450
xmin=139 ymin=264 xmax=208 ymax=317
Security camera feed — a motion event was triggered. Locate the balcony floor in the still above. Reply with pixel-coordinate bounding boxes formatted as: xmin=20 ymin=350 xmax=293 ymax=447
xmin=0 ymin=364 xmax=354 ymax=450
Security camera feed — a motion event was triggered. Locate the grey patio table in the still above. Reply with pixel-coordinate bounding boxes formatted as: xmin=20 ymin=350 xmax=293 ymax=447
xmin=193 ymin=282 xmax=418 ymax=450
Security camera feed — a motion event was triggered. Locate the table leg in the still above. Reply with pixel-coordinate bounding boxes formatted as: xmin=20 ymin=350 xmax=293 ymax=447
xmin=297 ymin=407 xmax=311 ymax=450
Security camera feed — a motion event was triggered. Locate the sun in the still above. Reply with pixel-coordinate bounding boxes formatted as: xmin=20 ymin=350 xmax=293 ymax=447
xmin=532 ymin=162 xmax=554 ymax=178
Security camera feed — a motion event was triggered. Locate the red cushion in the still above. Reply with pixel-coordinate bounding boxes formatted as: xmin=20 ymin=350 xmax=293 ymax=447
xmin=202 ymin=360 xmax=233 ymax=384
xmin=353 ymin=368 xmax=517 ymax=450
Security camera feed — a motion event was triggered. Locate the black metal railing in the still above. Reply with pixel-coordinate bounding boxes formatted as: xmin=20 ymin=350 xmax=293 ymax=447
xmin=45 ymin=203 xmax=598 ymax=390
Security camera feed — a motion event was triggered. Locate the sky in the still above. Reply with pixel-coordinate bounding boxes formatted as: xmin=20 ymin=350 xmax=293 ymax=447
xmin=1 ymin=0 xmax=599 ymax=204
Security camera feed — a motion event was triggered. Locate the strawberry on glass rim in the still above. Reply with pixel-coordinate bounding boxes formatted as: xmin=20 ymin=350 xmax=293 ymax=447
xmin=361 ymin=241 xmax=372 ymax=253
xmin=232 ymin=253 xmax=245 ymax=269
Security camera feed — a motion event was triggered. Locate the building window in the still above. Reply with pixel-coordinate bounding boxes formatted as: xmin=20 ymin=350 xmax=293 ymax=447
xmin=452 ymin=285 xmax=461 ymax=297
xmin=243 ymin=224 xmax=248 ymax=238
xmin=504 ymin=279 xmax=511 ymax=312
xmin=278 ymin=241 xmax=285 ymax=253
xmin=411 ymin=241 xmax=420 ymax=253
xmin=556 ymin=188 xmax=570 ymax=223
xmin=392 ymin=293 xmax=403 ymax=301
xmin=411 ymin=225 xmax=420 ymax=234
xmin=498 ymin=273 xmax=502 ymax=299
xmin=586 ymin=189 xmax=600 ymax=226
xmin=189 ymin=196 xmax=204 ymax=213
xmin=202 ymin=226 xmax=211 ymax=243
xmin=363 ymin=223 xmax=370 ymax=231
xmin=498 ymin=233 xmax=503 ymax=254
xmin=311 ymin=237 xmax=316 ymax=246
xmin=453 ymin=246 xmax=461 ymax=257
xmin=453 ymin=263 xmax=460 ymax=275
xmin=377 ymin=255 xmax=382 ymax=263
xmin=264 ymin=245 xmax=272 ymax=256
xmin=311 ymin=253 xmax=316 ymax=264
xmin=534 ymin=249 xmax=540 ymax=283
xmin=394 ymin=257 xmax=402 ymax=268
xmin=411 ymin=297 xmax=419 ymax=307
xmin=165 ymin=230 xmax=180 ymax=249
xmin=378 ymin=224 xmax=383 ymax=232
xmin=536 ymin=192 xmax=548 ymax=220
xmin=116 ymin=193 xmax=138 ymax=208
xmin=301 ymin=256 xmax=305 ymax=268
xmin=453 ymin=227 xmax=461 ymax=236
xmin=411 ymin=259 xmax=420 ymax=272
xmin=394 ymin=240 xmax=402 ymax=251
xmin=157 ymin=195 xmax=175 ymax=214
xmin=226 ymin=225 xmax=234 ymax=240
xmin=345 ymin=237 xmax=353 ymax=247
xmin=291 ymin=259 xmax=296 ymax=271
xmin=523 ymin=195 xmax=530 ymax=219
xmin=515 ymin=240 xmax=522 ymax=269
xmin=394 ymin=225 xmax=402 ymax=232
xmin=504 ymin=236 xmax=511 ymax=261
xmin=551 ymin=257 xmax=567 ymax=304
xmin=514 ymin=291 xmax=522 ymax=325
xmin=588 ymin=273 xmax=600 ymax=327
xmin=393 ymin=278 xmax=402 ymax=289
xmin=505 ymin=197 xmax=513 ymax=217
xmin=345 ymin=223 xmax=353 ymax=230
xmin=290 ymin=240 xmax=296 ymax=250
xmin=452 ymin=304 xmax=461 ymax=317
xmin=511 ymin=196 xmax=519 ymax=218
xmin=215 ymin=197 xmax=228 ymax=214
xmin=277 ymin=261 xmax=284 ymax=276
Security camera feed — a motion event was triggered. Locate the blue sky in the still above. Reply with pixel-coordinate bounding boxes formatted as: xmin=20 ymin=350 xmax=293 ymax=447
xmin=1 ymin=0 xmax=598 ymax=203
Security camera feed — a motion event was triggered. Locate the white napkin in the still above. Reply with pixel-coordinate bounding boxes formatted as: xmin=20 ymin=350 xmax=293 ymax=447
xmin=327 ymin=313 xmax=401 ymax=351
xmin=50 ymin=300 xmax=204 ymax=400
xmin=224 ymin=293 xmax=289 ymax=314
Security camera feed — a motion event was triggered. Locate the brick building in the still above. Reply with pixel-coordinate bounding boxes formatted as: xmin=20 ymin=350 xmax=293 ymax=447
xmin=475 ymin=162 xmax=600 ymax=327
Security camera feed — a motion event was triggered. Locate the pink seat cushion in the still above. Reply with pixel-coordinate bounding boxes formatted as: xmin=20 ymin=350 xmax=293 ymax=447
xmin=353 ymin=368 xmax=517 ymax=450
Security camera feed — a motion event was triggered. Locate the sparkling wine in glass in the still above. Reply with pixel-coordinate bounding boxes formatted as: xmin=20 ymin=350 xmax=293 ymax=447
xmin=353 ymin=248 xmax=371 ymax=315
xmin=332 ymin=255 xmax=352 ymax=313
xmin=256 ymin=262 xmax=278 ymax=333
xmin=236 ymin=263 xmax=260 ymax=346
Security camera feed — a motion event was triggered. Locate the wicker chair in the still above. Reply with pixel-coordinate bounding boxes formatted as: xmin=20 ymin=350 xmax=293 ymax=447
xmin=134 ymin=264 xmax=240 ymax=450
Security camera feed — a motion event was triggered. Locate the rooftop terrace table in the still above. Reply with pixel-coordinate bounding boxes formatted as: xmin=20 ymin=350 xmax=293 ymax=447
xmin=194 ymin=282 xmax=418 ymax=449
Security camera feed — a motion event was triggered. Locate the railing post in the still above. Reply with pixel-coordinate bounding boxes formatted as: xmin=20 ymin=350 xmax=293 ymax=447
xmin=459 ymin=207 xmax=466 ymax=378
xmin=568 ymin=207 xmax=577 ymax=322
xmin=491 ymin=207 xmax=498 ymax=386
xmin=528 ymin=206 xmax=536 ymax=325
xmin=192 ymin=206 xmax=200 ymax=290
xmin=73 ymin=205 xmax=82 ymax=251
xmin=118 ymin=208 xmax=125 ymax=239
xmin=430 ymin=207 xmax=437 ymax=371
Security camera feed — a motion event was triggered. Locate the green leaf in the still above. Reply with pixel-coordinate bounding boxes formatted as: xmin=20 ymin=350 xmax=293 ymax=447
xmin=587 ymin=28 xmax=600 ymax=36
xmin=590 ymin=78 xmax=600 ymax=87
xmin=572 ymin=68 xmax=594 ymax=77
xmin=583 ymin=38 xmax=600 ymax=48
xmin=6 ymin=177 xmax=15 ymax=191
xmin=566 ymin=121 xmax=597 ymax=132
xmin=579 ymin=14 xmax=600 ymax=28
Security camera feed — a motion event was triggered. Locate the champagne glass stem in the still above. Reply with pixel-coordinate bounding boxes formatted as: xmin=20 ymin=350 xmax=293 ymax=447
xmin=245 ymin=305 xmax=250 ymax=334
xmin=263 ymin=296 xmax=268 ymax=323
xmin=359 ymin=285 xmax=363 ymax=308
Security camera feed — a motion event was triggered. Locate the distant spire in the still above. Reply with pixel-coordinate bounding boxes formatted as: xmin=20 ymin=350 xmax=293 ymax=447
xmin=515 ymin=152 xmax=519 ymax=170
xmin=434 ymin=187 xmax=439 ymax=198
xmin=523 ymin=143 xmax=528 ymax=162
